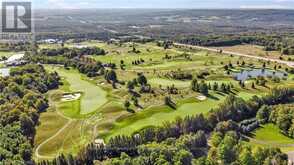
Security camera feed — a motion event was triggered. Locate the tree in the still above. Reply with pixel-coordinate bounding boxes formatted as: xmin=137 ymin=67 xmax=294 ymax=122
xmin=105 ymin=70 xmax=117 ymax=83
xmin=213 ymin=82 xmax=219 ymax=91
xmin=137 ymin=73 xmax=147 ymax=86
xmin=239 ymin=147 xmax=256 ymax=165
xmin=124 ymin=100 xmax=131 ymax=111
xmin=210 ymin=132 xmax=223 ymax=147
xmin=251 ymin=82 xmax=255 ymax=89
xmin=173 ymin=149 xmax=193 ymax=165
xmin=256 ymin=106 xmax=271 ymax=124
xmin=127 ymin=81 xmax=135 ymax=91
xmin=199 ymin=82 xmax=209 ymax=96
xmin=20 ymin=113 xmax=35 ymax=137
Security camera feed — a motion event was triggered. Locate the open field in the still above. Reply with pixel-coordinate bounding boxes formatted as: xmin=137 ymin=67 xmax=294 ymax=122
xmin=0 ymin=51 xmax=15 ymax=58
xmin=214 ymin=45 xmax=285 ymax=59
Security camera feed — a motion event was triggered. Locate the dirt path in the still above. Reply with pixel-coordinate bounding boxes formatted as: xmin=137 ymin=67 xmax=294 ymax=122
xmin=174 ymin=43 xmax=294 ymax=68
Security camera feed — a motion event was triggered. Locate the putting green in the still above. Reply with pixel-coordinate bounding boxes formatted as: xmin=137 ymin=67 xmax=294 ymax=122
xmin=47 ymin=66 xmax=108 ymax=115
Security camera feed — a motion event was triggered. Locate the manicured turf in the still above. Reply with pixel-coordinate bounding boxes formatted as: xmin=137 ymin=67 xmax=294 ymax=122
xmin=47 ymin=66 xmax=108 ymax=116
xmin=245 ymin=124 xmax=294 ymax=152
xmin=102 ymin=93 xmax=226 ymax=140
xmin=35 ymin=41 xmax=294 ymax=159
xmin=0 ymin=51 xmax=14 ymax=58
xmin=252 ymin=124 xmax=294 ymax=144
xmin=149 ymin=78 xmax=191 ymax=88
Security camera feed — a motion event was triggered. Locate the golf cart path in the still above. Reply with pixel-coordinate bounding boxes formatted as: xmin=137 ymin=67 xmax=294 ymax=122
xmin=35 ymin=107 xmax=74 ymax=160
xmin=174 ymin=43 xmax=294 ymax=68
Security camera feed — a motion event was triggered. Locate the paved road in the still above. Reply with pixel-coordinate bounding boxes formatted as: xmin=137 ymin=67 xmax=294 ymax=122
xmin=174 ymin=43 xmax=294 ymax=68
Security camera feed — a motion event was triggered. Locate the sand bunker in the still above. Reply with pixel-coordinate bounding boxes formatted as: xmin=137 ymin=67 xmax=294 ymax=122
xmin=196 ymin=95 xmax=207 ymax=101
xmin=61 ymin=93 xmax=81 ymax=102
xmin=94 ymin=139 xmax=105 ymax=146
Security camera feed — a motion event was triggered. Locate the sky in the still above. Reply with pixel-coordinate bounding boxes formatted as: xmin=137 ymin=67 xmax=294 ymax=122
xmin=30 ymin=0 xmax=294 ymax=9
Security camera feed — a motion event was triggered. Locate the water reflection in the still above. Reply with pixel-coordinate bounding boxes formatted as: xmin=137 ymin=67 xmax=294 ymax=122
xmin=233 ymin=69 xmax=287 ymax=82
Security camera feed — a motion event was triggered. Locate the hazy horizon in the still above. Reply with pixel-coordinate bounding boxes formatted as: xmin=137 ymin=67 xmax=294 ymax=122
xmin=29 ymin=0 xmax=294 ymax=9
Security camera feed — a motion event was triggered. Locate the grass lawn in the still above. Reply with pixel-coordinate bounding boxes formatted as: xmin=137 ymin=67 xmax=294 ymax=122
xmin=252 ymin=124 xmax=294 ymax=144
xmin=245 ymin=124 xmax=294 ymax=152
xmin=46 ymin=66 xmax=108 ymax=116
xmin=34 ymin=67 xmax=110 ymax=160
xmin=101 ymin=93 xmax=226 ymax=140
xmin=0 ymin=51 xmax=15 ymax=58
xmin=149 ymin=78 xmax=191 ymax=88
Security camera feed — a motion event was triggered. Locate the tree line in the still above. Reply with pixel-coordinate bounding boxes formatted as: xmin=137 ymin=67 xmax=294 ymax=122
xmin=178 ymin=34 xmax=294 ymax=55
xmin=38 ymin=87 xmax=294 ymax=165
xmin=0 ymin=64 xmax=60 ymax=164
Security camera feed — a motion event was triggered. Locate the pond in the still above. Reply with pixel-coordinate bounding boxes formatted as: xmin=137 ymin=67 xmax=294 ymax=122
xmin=0 ymin=68 xmax=10 ymax=77
xmin=233 ymin=69 xmax=287 ymax=82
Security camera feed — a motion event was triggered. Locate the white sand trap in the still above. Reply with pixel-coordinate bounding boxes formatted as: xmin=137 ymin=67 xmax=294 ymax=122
xmin=61 ymin=93 xmax=81 ymax=102
xmin=196 ymin=95 xmax=207 ymax=101
xmin=94 ymin=139 xmax=105 ymax=146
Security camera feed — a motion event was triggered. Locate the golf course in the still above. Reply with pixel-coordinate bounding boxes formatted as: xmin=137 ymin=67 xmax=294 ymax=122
xmin=33 ymin=40 xmax=294 ymax=160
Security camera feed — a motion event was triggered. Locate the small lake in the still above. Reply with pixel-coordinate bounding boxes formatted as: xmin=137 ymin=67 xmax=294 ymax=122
xmin=233 ymin=69 xmax=287 ymax=82
xmin=0 ymin=68 xmax=10 ymax=77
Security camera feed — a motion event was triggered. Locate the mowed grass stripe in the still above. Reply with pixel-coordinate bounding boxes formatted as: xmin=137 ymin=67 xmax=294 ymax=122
xmin=47 ymin=66 xmax=108 ymax=115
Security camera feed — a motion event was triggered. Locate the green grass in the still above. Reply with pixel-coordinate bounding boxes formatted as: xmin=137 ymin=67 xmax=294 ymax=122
xmin=245 ymin=124 xmax=294 ymax=152
xmin=101 ymin=93 xmax=226 ymax=140
xmin=149 ymin=78 xmax=191 ymax=88
xmin=34 ymin=111 xmax=68 ymax=147
xmin=252 ymin=124 xmax=294 ymax=144
xmin=0 ymin=51 xmax=14 ymax=58
xmin=46 ymin=66 xmax=108 ymax=116
xmin=35 ymin=41 xmax=294 ymax=159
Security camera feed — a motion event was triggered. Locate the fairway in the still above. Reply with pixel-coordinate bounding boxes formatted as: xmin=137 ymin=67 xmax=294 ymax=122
xmin=245 ymin=124 xmax=294 ymax=152
xmin=149 ymin=78 xmax=191 ymax=88
xmin=251 ymin=124 xmax=294 ymax=144
xmin=101 ymin=93 xmax=226 ymax=140
xmin=47 ymin=66 xmax=108 ymax=115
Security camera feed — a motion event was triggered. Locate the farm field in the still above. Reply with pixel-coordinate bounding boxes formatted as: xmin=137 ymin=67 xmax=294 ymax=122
xmin=34 ymin=40 xmax=294 ymax=160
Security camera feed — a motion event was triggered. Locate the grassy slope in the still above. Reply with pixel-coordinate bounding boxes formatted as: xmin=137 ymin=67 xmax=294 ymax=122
xmin=103 ymin=94 xmax=225 ymax=140
xmin=34 ymin=67 xmax=109 ymax=159
xmin=46 ymin=66 xmax=108 ymax=116
xmin=246 ymin=124 xmax=294 ymax=152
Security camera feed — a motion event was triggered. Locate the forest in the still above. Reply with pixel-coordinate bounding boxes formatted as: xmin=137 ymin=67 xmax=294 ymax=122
xmin=0 ymin=65 xmax=60 ymax=164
